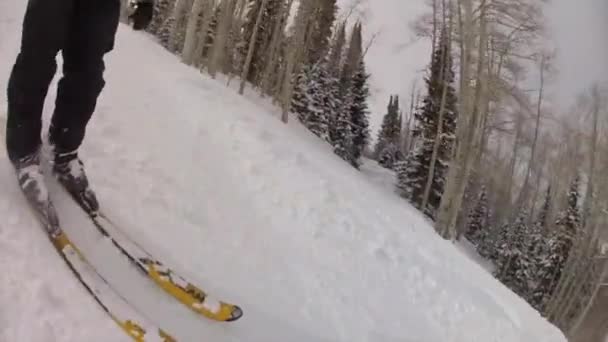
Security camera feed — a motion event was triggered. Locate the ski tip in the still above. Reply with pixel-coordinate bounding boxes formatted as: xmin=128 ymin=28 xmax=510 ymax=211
xmin=227 ymin=305 xmax=243 ymax=322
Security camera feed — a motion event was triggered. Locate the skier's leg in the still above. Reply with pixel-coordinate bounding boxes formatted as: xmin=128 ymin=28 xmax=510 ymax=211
xmin=6 ymin=0 xmax=74 ymax=163
xmin=48 ymin=0 xmax=121 ymax=154
xmin=48 ymin=0 xmax=120 ymax=214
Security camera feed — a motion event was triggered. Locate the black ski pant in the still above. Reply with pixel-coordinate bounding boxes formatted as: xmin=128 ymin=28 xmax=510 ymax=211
xmin=6 ymin=0 xmax=121 ymax=163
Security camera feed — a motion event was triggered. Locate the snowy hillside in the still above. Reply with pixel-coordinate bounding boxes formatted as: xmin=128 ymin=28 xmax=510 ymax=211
xmin=0 ymin=1 xmax=567 ymax=341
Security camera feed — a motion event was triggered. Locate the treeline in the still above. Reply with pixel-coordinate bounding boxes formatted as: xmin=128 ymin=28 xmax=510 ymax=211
xmin=132 ymin=0 xmax=372 ymax=168
xmin=369 ymin=0 xmax=608 ymax=337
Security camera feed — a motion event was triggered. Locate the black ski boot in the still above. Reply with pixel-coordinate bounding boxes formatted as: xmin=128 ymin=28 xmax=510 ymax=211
xmin=12 ymin=150 xmax=60 ymax=233
xmin=52 ymin=151 xmax=100 ymax=215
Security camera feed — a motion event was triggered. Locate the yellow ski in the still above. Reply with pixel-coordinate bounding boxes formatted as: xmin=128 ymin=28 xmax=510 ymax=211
xmin=87 ymin=212 xmax=243 ymax=323
xmin=21 ymin=192 xmax=175 ymax=342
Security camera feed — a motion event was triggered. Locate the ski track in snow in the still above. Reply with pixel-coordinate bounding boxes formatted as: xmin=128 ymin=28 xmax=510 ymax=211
xmin=0 ymin=0 xmax=566 ymax=341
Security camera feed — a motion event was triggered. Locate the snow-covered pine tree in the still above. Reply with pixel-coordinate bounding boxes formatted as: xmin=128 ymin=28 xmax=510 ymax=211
xmin=317 ymin=57 xmax=341 ymax=145
xmin=465 ymin=185 xmax=489 ymax=247
xmin=327 ymin=22 xmax=346 ymax=79
xmin=339 ymin=22 xmax=362 ymax=97
xmin=291 ymin=65 xmax=312 ymax=124
xmin=331 ymin=103 xmax=353 ymax=162
xmin=396 ymin=31 xmax=457 ymax=218
xmin=533 ymin=177 xmax=582 ymax=310
xmin=200 ymin=4 xmax=220 ymax=60
xmin=326 ymin=21 xmax=346 ymax=134
xmin=495 ymin=209 xmax=533 ymax=298
xmin=306 ymin=0 xmax=338 ymax=65
xmin=516 ymin=187 xmax=554 ymax=309
xmin=291 ymin=61 xmax=330 ymax=142
xmin=527 ymin=215 xmax=549 ymax=309
xmin=346 ymin=58 xmax=371 ymax=168
xmin=148 ymin=0 xmax=175 ymax=35
xmin=158 ymin=15 xmax=176 ymax=49
xmin=374 ymin=95 xmax=403 ymax=169
xmin=536 ymin=185 xmax=551 ymax=232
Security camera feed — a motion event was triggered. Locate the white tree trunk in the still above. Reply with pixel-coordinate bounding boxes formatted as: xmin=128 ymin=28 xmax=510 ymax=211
xmin=260 ymin=0 xmax=294 ymax=96
xmin=421 ymin=0 xmax=451 ymax=212
xmin=437 ymin=0 xmax=487 ymax=240
xmin=515 ymin=55 xmax=546 ymax=207
xmin=239 ymin=0 xmax=269 ymax=95
xmin=182 ymin=0 xmax=209 ymax=65
xmin=170 ymin=0 xmax=191 ymax=52
xmin=208 ymin=0 xmax=237 ymax=77
xmin=278 ymin=1 xmax=314 ymax=123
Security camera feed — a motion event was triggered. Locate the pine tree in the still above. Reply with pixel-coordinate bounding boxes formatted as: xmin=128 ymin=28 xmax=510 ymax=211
xmin=533 ymin=177 xmax=581 ymax=310
xmin=200 ymin=4 xmax=220 ymax=60
xmin=488 ymin=221 xmax=510 ymax=264
xmin=327 ymin=22 xmax=346 ymax=79
xmin=339 ymin=22 xmax=362 ymax=97
xmin=328 ymin=74 xmax=351 ymax=162
xmin=158 ymin=16 xmax=176 ymax=49
xmin=465 ymin=185 xmax=489 ymax=246
xmin=526 ymin=218 xmax=548 ymax=309
xmin=291 ymin=62 xmax=330 ymax=142
xmin=291 ymin=65 xmax=312 ymax=123
xmin=396 ymin=31 xmax=457 ymax=217
xmin=374 ymin=95 xmax=403 ymax=169
xmin=148 ymin=0 xmax=175 ymax=35
xmin=495 ymin=209 xmax=533 ymax=298
xmin=306 ymin=0 xmax=338 ymax=64
xmin=326 ymin=22 xmax=347 ymax=148
xmin=536 ymin=185 xmax=551 ymax=232
xmin=347 ymin=59 xmax=371 ymax=168
xmin=525 ymin=185 xmax=552 ymax=309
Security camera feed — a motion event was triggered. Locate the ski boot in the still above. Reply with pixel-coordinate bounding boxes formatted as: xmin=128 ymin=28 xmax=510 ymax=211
xmin=12 ymin=149 xmax=60 ymax=233
xmin=52 ymin=150 xmax=100 ymax=215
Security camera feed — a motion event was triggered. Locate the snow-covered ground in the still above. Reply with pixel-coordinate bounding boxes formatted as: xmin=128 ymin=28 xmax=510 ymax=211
xmin=360 ymin=160 xmax=497 ymax=274
xmin=0 ymin=1 xmax=567 ymax=341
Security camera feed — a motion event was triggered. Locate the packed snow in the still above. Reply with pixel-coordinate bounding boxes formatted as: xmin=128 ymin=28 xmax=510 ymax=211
xmin=0 ymin=1 xmax=567 ymax=341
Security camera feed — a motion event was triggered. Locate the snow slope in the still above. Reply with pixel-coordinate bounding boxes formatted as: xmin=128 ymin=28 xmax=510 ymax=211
xmin=0 ymin=1 xmax=567 ymax=341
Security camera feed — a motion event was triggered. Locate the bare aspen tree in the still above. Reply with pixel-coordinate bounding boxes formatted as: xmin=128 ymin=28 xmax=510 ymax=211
xmin=260 ymin=0 xmax=294 ymax=96
xmin=278 ymin=1 xmax=314 ymax=122
xmin=541 ymin=84 xmax=607 ymax=330
xmin=569 ymin=256 xmax=608 ymax=338
xmin=208 ymin=0 xmax=238 ymax=77
xmin=582 ymin=84 xmax=602 ymax=222
xmin=512 ymin=54 xmax=548 ymax=209
xmin=182 ymin=0 xmax=211 ymax=65
xmin=239 ymin=0 xmax=269 ymax=95
xmin=196 ymin=1 xmax=218 ymax=67
xmin=402 ymin=82 xmax=419 ymax=154
xmin=437 ymin=0 xmax=486 ymax=239
xmin=421 ymin=0 xmax=451 ymax=211
xmin=169 ymin=0 xmax=192 ymax=52
xmin=551 ymin=85 xmax=607 ymax=329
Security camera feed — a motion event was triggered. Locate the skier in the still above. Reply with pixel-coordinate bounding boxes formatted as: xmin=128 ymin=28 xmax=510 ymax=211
xmin=5 ymin=0 xmax=154 ymax=215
